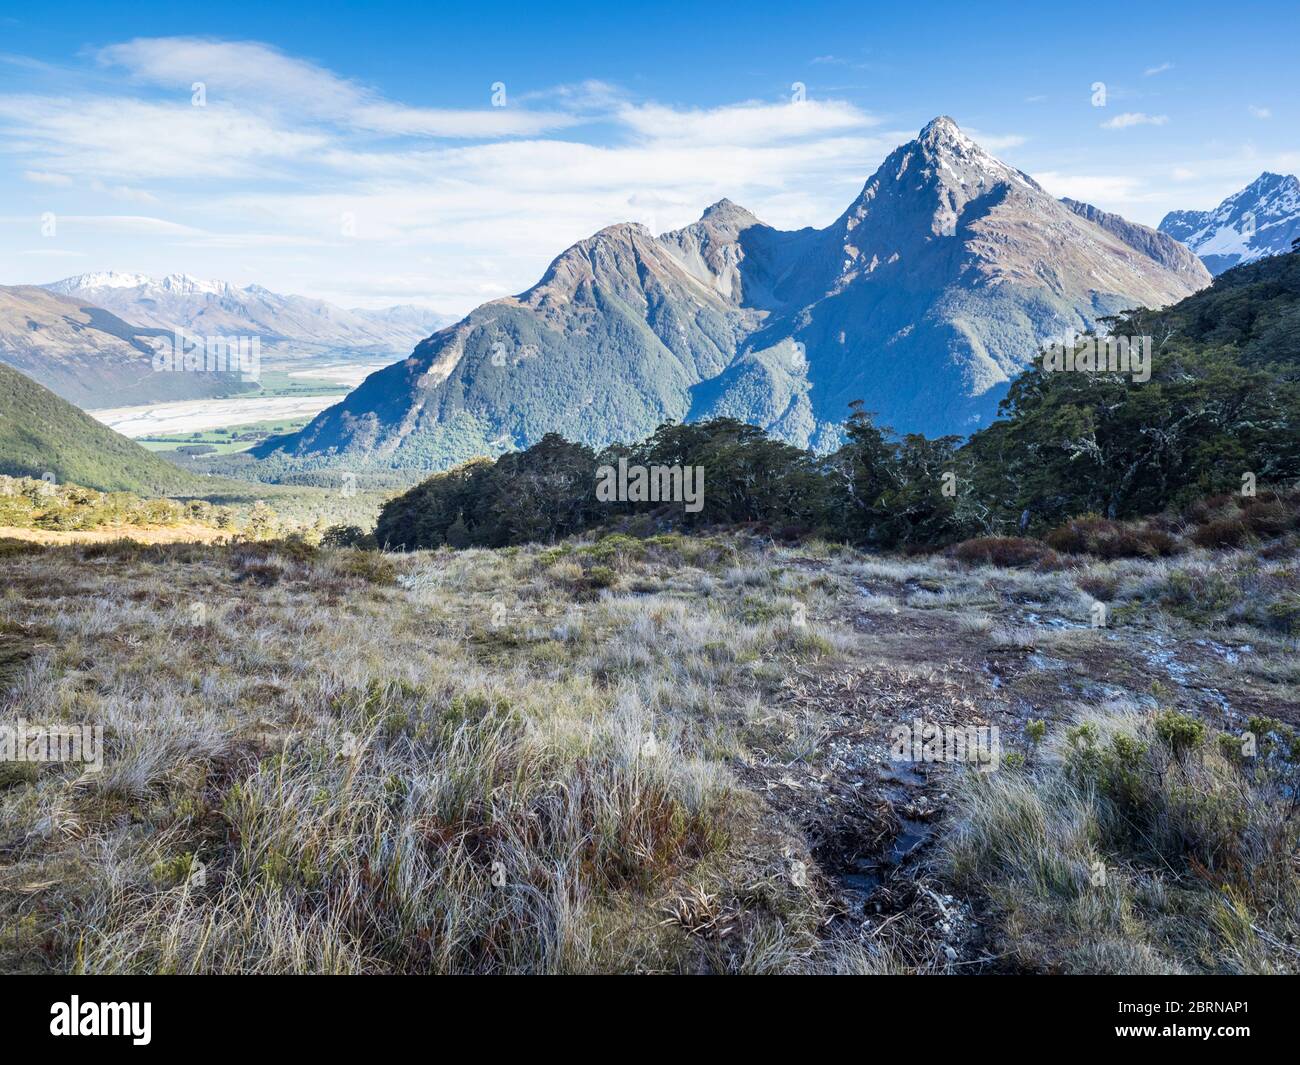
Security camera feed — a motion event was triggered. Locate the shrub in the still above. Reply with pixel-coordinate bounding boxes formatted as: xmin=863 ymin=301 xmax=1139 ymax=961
xmin=329 ymin=549 xmax=397 ymax=585
xmin=1263 ymin=593 xmax=1300 ymax=635
xmin=1158 ymin=566 xmax=1241 ymax=623
xmin=585 ymin=565 xmax=618 ymax=590
xmin=1240 ymin=499 xmax=1292 ymax=538
xmin=1182 ymin=494 xmax=1236 ymax=525
xmin=951 ymin=536 xmax=1059 ymax=569
xmin=244 ymin=500 xmax=279 ymax=541
xmin=0 ymin=538 xmax=44 ymax=558
xmin=1190 ymin=516 xmax=1251 ymax=549
xmin=321 ymin=524 xmax=372 ymax=549
xmin=1046 ymin=516 xmax=1179 ymax=559
xmin=943 ymin=707 xmax=1300 ymax=973
xmin=578 ymin=534 xmax=646 ymax=566
xmin=1153 ymin=709 xmax=1206 ymax=760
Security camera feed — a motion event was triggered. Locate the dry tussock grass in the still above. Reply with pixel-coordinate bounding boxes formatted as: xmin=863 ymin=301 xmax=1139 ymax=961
xmin=2 ymin=531 xmax=1296 ymax=973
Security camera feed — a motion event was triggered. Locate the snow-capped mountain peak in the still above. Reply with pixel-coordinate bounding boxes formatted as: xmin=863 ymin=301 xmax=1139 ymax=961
xmin=1159 ymin=172 xmax=1300 ymax=275
xmin=153 ymin=273 xmax=232 ymax=296
xmin=46 ymin=270 xmax=154 ymax=293
xmin=47 ymin=271 xmax=233 ymax=297
xmin=918 ymin=114 xmax=987 ymax=161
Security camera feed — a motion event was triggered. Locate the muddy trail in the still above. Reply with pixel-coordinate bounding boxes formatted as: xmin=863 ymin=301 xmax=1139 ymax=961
xmin=739 ymin=555 xmax=1284 ymax=970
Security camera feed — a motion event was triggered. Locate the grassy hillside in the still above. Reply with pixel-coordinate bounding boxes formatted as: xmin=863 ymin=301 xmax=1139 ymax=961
xmin=0 ymin=362 xmax=208 ymax=495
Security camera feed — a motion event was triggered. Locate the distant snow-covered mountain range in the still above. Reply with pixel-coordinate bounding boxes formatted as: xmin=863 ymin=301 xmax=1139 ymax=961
xmin=1160 ymin=172 xmax=1300 ymax=275
xmin=43 ymin=272 xmax=453 ymax=353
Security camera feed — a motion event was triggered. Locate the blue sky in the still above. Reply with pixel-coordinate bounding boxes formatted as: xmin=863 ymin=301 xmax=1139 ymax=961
xmin=1 ymin=0 xmax=1295 ymax=312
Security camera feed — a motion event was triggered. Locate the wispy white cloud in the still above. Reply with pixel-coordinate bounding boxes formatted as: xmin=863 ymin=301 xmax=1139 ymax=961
xmin=98 ymin=37 xmax=360 ymax=111
xmin=0 ymin=34 xmax=1233 ymax=312
xmin=189 ymin=114 xmax=901 ymax=310
xmin=616 ymin=99 xmax=878 ymax=147
xmin=97 ymin=37 xmax=578 ymax=139
xmin=0 ymin=95 xmax=327 ymax=179
xmin=1101 ymin=111 xmax=1169 ymax=129
xmin=0 ymin=45 xmax=891 ymax=307
xmin=1032 ymin=171 xmax=1147 ymax=204
xmin=22 ymin=169 xmax=71 ymax=185
xmin=806 ymin=54 xmax=880 ymax=72
xmin=516 ymin=80 xmax=627 ymax=112
xmin=1248 ymin=104 xmax=1272 ymax=119
xmin=18 ymin=248 xmax=89 ymax=258
xmin=89 ymin=181 xmax=159 ymax=204
xmin=59 ymin=214 xmax=205 ymax=236
xmin=967 ymin=129 xmax=1026 ymax=151
xmin=349 ymin=103 xmax=578 ymax=138
xmin=1143 ymin=62 xmax=1174 ymax=76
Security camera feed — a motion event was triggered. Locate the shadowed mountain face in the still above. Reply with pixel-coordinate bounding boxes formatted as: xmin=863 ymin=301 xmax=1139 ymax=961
xmin=1159 ymin=172 xmax=1300 ymax=275
xmin=260 ymin=117 xmax=1211 ymax=470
